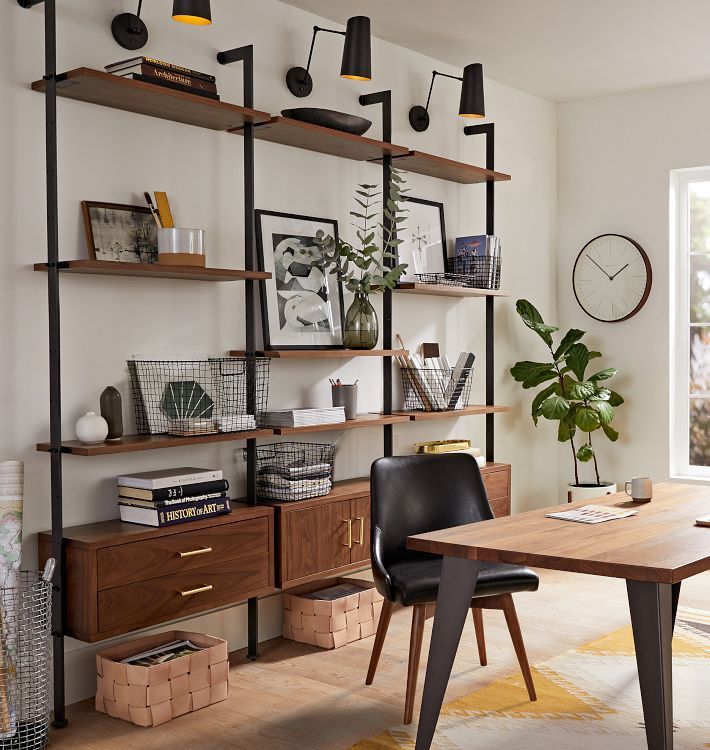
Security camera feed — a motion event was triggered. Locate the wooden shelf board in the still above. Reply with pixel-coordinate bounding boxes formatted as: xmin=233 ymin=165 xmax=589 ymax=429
xmin=36 ymin=429 xmax=275 ymax=457
xmin=31 ymin=68 xmax=272 ymax=131
xmin=396 ymin=405 xmax=512 ymax=421
xmin=271 ymin=413 xmax=411 ymax=436
xmin=373 ymin=150 xmax=511 ymax=184
xmin=34 ymin=260 xmax=270 ymax=282
xmin=233 ymin=117 xmax=410 ymax=162
xmin=229 ymin=348 xmax=407 ymax=359
xmin=395 ymin=283 xmax=511 ymax=298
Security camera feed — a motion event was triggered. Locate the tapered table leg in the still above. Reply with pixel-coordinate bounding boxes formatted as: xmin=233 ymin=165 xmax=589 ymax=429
xmin=627 ymin=580 xmax=674 ymax=750
xmin=415 ymin=557 xmax=482 ymax=750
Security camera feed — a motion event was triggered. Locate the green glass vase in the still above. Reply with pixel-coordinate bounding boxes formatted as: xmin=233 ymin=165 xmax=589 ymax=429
xmin=343 ymin=292 xmax=378 ymax=350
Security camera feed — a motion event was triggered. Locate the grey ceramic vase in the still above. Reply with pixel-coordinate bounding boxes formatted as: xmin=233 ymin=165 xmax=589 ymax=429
xmin=100 ymin=386 xmax=123 ymax=441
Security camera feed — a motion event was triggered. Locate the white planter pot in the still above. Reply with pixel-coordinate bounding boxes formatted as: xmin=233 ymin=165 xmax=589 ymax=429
xmin=567 ymin=483 xmax=617 ymax=503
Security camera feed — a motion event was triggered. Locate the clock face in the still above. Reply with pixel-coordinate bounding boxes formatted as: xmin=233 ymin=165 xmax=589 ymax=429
xmin=572 ymin=234 xmax=652 ymax=322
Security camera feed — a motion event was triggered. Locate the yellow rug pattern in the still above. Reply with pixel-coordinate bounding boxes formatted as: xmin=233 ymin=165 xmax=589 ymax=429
xmin=351 ymin=607 xmax=710 ymax=749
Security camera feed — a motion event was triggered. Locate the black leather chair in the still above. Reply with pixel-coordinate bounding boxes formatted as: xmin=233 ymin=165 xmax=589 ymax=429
xmin=366 ymin=453 xmax=540 ymax=724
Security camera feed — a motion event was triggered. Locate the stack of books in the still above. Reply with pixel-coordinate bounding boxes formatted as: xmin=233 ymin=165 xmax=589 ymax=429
xmin=117 ymin=467 xmax=231 ymax=527
xmin=262 ymin=407 xmax=346 ymax=428
xmin=105 ymin=57 xmax=220 ymax=101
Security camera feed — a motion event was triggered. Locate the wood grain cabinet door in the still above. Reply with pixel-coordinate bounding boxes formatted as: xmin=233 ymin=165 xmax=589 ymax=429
xmin=349 ymin=496 xmax=371 ymax=565
xmin=282 ymin=500 xmax=353 ymax=583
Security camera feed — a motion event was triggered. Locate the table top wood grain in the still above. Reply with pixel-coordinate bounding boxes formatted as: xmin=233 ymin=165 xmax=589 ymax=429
xmin=407 ymin=483 xmax=710 ymax=583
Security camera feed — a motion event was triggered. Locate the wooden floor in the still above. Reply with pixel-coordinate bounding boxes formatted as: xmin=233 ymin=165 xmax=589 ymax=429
xmin=52 ymin=569 xmax=710 ymax=750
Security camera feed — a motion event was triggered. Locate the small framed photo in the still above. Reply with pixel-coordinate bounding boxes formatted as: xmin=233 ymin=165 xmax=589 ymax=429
xmin=256 ymin=210 xmax=345 ymax=350
xmin=398 ymin=197 xmax=447 ymax=281
xmin=81 ymin=201 xmax=158 ymax=263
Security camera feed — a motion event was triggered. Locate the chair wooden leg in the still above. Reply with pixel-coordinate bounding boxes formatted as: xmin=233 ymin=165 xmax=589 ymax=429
xmin=471 ymin=607 xmax=487 ymax=666
xmin=404 ymin=604 xmax=427 ymax=725
xmin=366 ymin=599 xmax=393 ymax=685
xmin=501 ymin=594 xmax=537 ymax=702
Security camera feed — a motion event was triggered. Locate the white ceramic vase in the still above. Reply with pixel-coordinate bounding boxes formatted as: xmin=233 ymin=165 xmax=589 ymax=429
xmin=567 ymin=482 xmax=617 ymax=503
xmin=75 ymin=411 xmax=108 ymax=444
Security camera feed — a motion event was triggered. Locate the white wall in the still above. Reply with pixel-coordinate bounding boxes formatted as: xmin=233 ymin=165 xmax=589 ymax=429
xmin=557 ymin=80 xmax=710 ymax=489
xmin=1 ymin=0 xmax=557 ymax=703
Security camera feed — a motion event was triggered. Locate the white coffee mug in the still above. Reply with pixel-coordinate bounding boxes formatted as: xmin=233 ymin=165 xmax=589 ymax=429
xmin=625 ymin=477 xmax=653 ymax=503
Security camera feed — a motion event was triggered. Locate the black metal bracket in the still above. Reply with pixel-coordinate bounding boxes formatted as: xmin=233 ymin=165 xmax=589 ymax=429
xmin=360 ymin=91 xmax=394 ymax=456
xmin=17 ymin=0 xmax=46 ymax=7
xmin=286 ymin=25 xmax=346 ymax=97
xmin=464 ymin=123 xmax=495 ymax=463
xmin=111 ymin=0 xmax=148 ymax=51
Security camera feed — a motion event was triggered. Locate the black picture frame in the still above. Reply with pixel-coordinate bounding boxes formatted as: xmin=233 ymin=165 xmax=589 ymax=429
xmin=255 ymin=210 xmax=345 ymax=351
xmin=399 ymin=197 xmax=448 ymax=280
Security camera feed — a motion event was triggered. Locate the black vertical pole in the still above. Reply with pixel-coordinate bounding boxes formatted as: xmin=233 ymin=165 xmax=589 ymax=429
xmin=42 ymin=0 xmax=67 ymax=728
xmin=217 ymin=44 xmax=259 ymax=660
xmin=464 ymin=124 xmax=495 ymax=463
xmin=360 ymin=91 xmax=393 ymax=457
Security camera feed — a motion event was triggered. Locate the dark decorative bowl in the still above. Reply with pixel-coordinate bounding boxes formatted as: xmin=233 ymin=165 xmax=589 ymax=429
xmin=281 ymin=108 xmax=372 ymax=136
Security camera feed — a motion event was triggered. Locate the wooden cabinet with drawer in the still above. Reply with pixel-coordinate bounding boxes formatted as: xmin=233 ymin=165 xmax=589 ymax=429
xmin=482 ymin=462 xmax=512 ymax=518
xmin=38 ymin=504 xmax=275 ymax=643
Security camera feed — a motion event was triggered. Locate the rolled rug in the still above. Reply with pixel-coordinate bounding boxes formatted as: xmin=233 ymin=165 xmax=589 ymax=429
xmin=0 ymin=461 xmax=23 ymax=738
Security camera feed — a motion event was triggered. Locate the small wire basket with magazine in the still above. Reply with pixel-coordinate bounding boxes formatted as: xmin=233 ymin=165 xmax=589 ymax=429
xmin=248 ymin=443 xmax=335 ymax=503
xmin=414 ymin=255 xmax=502 ymax=291
xmin=0 ymin=561 xmax=54 ymax=750
xmin=128 ymin=357 xmax=270 ymax=436
xmin=400 ymin=365 xmax=473 ymax=411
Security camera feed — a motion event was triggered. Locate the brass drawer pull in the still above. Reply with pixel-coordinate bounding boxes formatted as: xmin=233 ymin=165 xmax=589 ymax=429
xmin=342 ymin=519 xmax=353 ymax=548
xmin=178 ymin=546 xmax=213 ymax=559
xmin=353 ymin=517 xmax=365 ymax=545
xmin=180 ymin=584 xmax=213 ymax=597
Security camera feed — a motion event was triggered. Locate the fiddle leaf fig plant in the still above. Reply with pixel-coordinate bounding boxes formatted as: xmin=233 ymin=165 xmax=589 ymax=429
xmin=510 ymin=299 xmax=625 ymax=486
xmin=314 ymin=169 xmax=409 ymax=295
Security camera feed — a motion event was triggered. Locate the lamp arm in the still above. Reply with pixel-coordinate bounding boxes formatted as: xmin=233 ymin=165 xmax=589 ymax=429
xmin=305 ymin=25 xmax=346 ymax=77
xmin=424 ymin=70 xmax=464 ymax=113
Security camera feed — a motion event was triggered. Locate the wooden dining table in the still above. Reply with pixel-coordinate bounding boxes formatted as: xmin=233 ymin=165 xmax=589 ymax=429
xmin=407 ymin=483 xmax=710 ymax=750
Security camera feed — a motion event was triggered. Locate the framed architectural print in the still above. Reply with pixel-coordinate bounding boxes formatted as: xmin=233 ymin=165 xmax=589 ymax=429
xmin=256 ymin=210 xmax=345 ymax=350
xmin=397 ymin=197 xmax=447 ymax=282
xmin=81 ymin=201 xmax=158 ymax=263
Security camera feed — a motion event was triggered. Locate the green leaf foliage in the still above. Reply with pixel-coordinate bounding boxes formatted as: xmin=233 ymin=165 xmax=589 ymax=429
xmin=608 ymin=390 xmax=625 ymax=407
xmin=601 ymin=423 xmax=619 ymax=441
xmin=510 ymin=361 xmax=557 ymax=389
xmin=540 ymin=394 xmax=571 ymax=420
xmin=564 ymin=379 xmax=596 ymax=400
xmin=565 ymin=343 xmax=592 ymax=381
xmin=576 ymin=443 xmax=595 ymax=462
xmin=554 ymin=329 xmax=585 ymax=361
xmin=591 ymin=401 xmax=614 ymax=425
xmin=589 ymin=367 xmax=617 ymax=382
xmin=515 ymin=300 xmax=559 ymax=346
xmin=575 ymin=406 xmax=601 ymax=432
xmin=531 ymin=382 xmax=560 ymax=425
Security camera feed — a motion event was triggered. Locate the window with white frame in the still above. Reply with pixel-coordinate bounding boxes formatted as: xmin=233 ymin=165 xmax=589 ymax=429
xmin=672 ymin=169 xmax=710 ymax=477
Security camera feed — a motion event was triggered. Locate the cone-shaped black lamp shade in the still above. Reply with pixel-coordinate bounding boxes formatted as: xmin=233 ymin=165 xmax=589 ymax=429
xmin=340 ymin=16 xmax=371 ymax=81
xmin=173 ymin=0 xmax=212 ymax=25
xmin=459 ymin=63 xmax=485 ymax=118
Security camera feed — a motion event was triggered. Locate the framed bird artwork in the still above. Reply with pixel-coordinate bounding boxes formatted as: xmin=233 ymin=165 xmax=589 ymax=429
xmin=256 ymin=210 xmax=345 ymax=350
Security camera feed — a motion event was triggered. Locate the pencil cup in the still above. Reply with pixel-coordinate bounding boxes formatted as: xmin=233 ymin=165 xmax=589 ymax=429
xmin=158 ymin=228 xmax=206 ymax=267
xmin=332 ymin=384 xmax=358 ymax=420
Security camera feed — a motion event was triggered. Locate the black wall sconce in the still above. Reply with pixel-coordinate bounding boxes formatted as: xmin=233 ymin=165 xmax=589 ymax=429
xmin=173 ymin=0 xmax=212 ymax=25
xmin=286 ymin=16 xmax=371 ymax=98
xmin=111 ymin=0 xmax=149 ymax=50
xmin=409 ymin=63 xmax=485 ymax=132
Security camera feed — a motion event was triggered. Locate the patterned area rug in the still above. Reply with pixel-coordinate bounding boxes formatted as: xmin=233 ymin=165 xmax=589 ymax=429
xmin=351 ymin=607 xmax=710 ymax=750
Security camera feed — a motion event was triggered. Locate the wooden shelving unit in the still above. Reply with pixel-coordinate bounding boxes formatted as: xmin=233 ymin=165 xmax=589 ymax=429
xmin=34 ymin=260 xmax=271 ymax=282
xmin=396 ymin=405 xmax=512 ymax=421
xmin=395 ymin=283 xmax=511 ymax=298
xmin=373 ymin=150 xmax=510 ymax=184
xmin=272 ymin=413 xmax=411 ymax=436
xmin=229 ymin=348 xmax=408 ymax=359
xmin=31 ymin=68 xmax=271 ymax=131
xmin=36 ymin=429 xmax=274 ymax=457
xmin=232 ymin=116 xmax=410 ymax=161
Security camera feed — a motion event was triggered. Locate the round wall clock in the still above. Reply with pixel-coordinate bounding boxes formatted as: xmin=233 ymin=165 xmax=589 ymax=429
xmin=572 ymin=234 xmax=652 ymax=322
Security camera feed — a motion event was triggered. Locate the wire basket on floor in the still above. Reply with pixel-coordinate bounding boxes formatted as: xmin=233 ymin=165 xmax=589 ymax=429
xmin=128 ymin=357 xmax=270 ymax=436
xmin=0 ymin=570 xmax=53 ymax=750
xmin=248 ymin=443 xmax=335 ymax=502
xmin=447 ymin=255 xmax=501 ymax=290
xmin=400 ymin=366 xmax=473 ymax=412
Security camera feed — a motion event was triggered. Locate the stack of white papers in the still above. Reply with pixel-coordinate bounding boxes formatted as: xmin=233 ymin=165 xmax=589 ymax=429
xmin=546 ymin=504 xmax=638 ymax=524
xmin=262 ymin=407 xmax=346 ymax=428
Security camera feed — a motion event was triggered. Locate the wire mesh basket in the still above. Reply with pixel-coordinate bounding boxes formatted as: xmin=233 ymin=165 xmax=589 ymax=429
xmin=0 ymin=571 xmax=53 ymax=750
xmin=128 ymin=357 xmax=270 ymax=436
xmin=447 ymin=255 xmax=502 ymax=289
xmin=247 ymin=443 xmax=335 ymax=503
xmin=400 ymin=366 xmax=473 ymax=412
